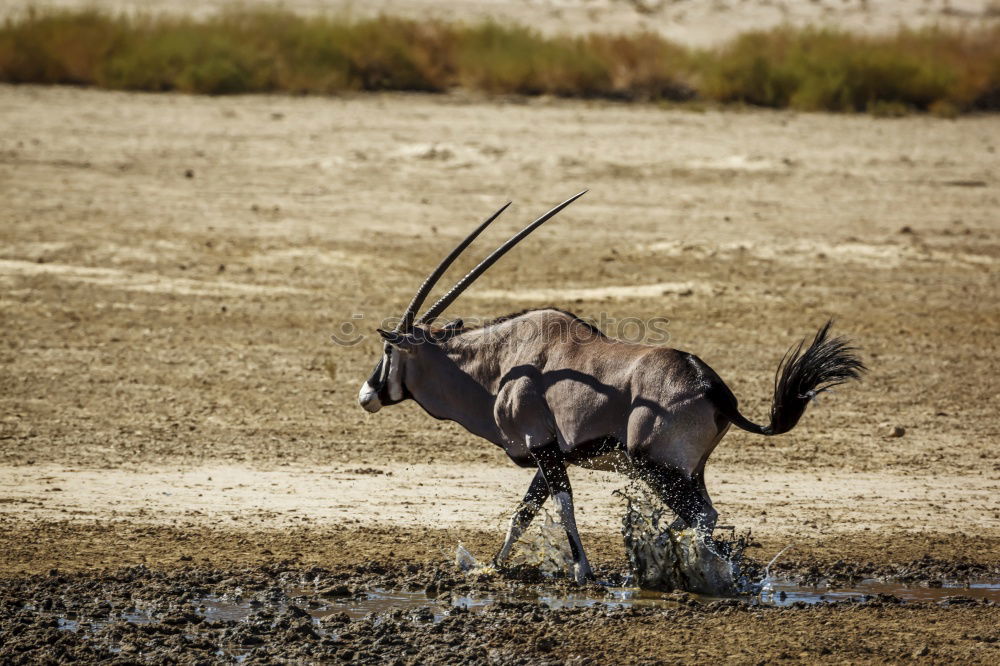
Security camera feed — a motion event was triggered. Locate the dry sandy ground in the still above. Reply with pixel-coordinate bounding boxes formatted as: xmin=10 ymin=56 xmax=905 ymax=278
xmin=1 ymin=84 xmax=999 ymax=660
xmin=2 ymin=0 xmax=999 ymax=45
xmin=2 ymin=463 xmax=998 ymax=559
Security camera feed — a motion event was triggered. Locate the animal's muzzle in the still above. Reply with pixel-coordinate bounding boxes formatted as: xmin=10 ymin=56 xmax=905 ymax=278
xmin=358 ymin=381 xmax=382 ymax=413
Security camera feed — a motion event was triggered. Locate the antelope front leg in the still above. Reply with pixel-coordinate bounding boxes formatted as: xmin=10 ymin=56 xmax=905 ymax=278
xmin=493 ymin=469 xmax=549 ymax=568
xmin=531 ymin=442 xmax=594 ymax=584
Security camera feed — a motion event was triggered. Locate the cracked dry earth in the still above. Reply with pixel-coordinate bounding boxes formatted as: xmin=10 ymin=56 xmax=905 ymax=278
xmin=1 ymin=85 xmax=999 ymax=662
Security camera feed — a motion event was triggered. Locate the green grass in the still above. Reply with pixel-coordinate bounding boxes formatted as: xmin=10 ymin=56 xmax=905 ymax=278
xmin=1 ymin=9 xmax=998 ymax=113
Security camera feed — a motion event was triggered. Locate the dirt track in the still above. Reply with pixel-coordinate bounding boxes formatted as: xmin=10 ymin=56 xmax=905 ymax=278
xmin=1 ymin=84 xmax=999 ymax=661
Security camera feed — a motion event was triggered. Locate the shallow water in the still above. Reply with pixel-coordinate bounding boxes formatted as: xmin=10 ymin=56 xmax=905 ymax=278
xmin=340 ymin=578 xmax=1000 ymax=614
xmin=152 ymin=578 xmax=1000 ymax=624
xmin=43 ymin=577 xmax=1000 ymax=641
xmin=763 ymin=578 xmax=1000 ymax=606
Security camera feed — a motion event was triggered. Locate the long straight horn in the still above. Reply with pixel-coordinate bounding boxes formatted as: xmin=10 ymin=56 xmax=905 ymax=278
xmin=396 ymin=201 xmax=512 ymax=332
xmin=417 ymin=190 xmax=587 ymax=325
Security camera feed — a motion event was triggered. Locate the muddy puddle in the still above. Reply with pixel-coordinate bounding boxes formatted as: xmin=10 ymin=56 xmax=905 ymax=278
xmin=33 ymin=506 xmax=1000 ymax=643
xmin=761 ymin=578 xmax=1000 ymax=605
xmin=30 ymin=577 xmax=999 ymax=663
xmin=46 ymin=576 xmax=1000 ymax=635
xmin=5 ymin=562 xmax=998 ymax=664
xmin=21 ymin=503 xmax=1000 ymax=664
xmin=282 ymin=577 xmax=1000 ymax=615
xmin=8 ymin=503 xmax=1000 ymax=662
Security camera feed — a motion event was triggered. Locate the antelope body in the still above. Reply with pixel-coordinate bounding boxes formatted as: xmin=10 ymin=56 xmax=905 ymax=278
xmin=357 ymin=193 xmax=864 ymax=583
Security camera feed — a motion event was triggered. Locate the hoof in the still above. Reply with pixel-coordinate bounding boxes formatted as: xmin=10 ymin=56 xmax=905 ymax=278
xmin=572 ymin=562 xmax=594 ymax=585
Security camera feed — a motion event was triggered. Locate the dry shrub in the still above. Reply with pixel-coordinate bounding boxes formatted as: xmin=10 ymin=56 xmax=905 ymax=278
xmin=309 ymin=16 xmax=453 ymax=92
xmin=101 ymin=18 xmax=275 ymax=94
xmin=454 ymin=22 xmax=610 ymax=97
xmin=0 ymin=10 xmax=124 ymax=85
xmin=587 ymin=32 xmax=694 ymax=101
xmin=700 ymin=26 xmax=1000 ymax=113
xmin=0 ymin=10 xmax=997 ymax=113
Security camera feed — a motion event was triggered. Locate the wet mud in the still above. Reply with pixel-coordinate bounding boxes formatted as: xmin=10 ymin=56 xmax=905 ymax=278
xmin=2 ymin=561 xmax=999 ymax=664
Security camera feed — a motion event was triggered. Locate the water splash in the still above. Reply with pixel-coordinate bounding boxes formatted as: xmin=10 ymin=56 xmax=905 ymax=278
xmin=508 ymin=513 xmax=574 ymax=576
xmin=757 ymin=543 xmax=795 ymax=600
xmin=454 ymin=543 xmax=497 ymax=576
xmin=617 ymin=486 xmax=756 ymax=596
xmin=457 ymin=512 xmax=574 ymax=579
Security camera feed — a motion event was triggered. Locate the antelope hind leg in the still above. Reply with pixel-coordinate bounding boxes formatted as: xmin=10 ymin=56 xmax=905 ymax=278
xmin=642 ymin=462 xmax=718 ymax=535
xmin=667 ymin=469 xmax=717 ymax=531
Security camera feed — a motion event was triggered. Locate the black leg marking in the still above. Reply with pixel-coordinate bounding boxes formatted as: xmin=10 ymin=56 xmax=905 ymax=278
xmin=692 ymin=469 xmax=713 ymax=509
xmin=530 ymin=442 xmax=592 ymax=581
xmin=639 ymin=462 xmax=717 ymax=533
xmin=494 ymin=469 xmax=550 ymax=566
xmin=512 ymin=469 xmax=550 ymax=524
xmin=531 ymin=444 xmax=580 ymax=560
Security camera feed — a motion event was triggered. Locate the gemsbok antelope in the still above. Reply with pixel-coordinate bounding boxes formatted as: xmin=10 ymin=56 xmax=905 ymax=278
xmin=357 ymin=192 xmax=865 ymax=583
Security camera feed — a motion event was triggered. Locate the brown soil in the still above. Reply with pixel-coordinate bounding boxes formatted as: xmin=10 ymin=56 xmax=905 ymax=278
xmin=1 ymin=84 xmax=999 ymax=662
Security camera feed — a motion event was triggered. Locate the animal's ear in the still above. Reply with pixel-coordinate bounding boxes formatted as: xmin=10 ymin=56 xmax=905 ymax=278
xmin=378 ymin=328 xmax=422 ymax=352
xmin=429 ymin=318 xmax=465 ymax=341
xmin=377 ymin=328 xmax=406 ymax=346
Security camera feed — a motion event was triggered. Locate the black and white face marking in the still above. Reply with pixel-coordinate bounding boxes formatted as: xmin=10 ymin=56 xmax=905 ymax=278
xmin=357 ymin=355 xmax=385 ymax=413
xmin=358 ymin=344 xmax=405 ymax=413
xmin=385 ymin=346 xmax=404 ymax=402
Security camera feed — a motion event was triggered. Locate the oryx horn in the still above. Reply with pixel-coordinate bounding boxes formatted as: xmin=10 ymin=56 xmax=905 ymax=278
xmin=417 ymin=190 xmax=587 ymax=324
xmin=396 ymin=201 xmax=512 ymax=332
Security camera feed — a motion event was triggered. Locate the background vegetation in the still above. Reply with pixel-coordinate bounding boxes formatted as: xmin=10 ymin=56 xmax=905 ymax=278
xmin=1 ymin=9 xmax=998 ymax=113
